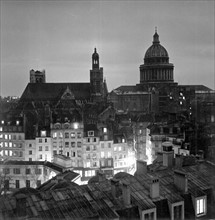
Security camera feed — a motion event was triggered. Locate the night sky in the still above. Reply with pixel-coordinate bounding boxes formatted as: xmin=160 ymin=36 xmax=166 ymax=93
xmin=1 ymin=0 xmax=214 ymax=96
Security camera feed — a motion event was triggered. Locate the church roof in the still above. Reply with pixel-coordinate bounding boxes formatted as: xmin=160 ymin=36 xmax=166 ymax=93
xmin=20 ymin=83 xmax=91 ymax=102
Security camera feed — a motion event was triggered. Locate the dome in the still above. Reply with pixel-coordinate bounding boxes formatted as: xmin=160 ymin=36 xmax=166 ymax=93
xmin=145 ymin=44 xmax=169 ymax=58
xmin=144 ymin=31 xmax=169 ymax=64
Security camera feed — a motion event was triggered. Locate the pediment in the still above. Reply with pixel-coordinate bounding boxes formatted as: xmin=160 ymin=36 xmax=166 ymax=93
xmin=61 ymin=86 xmax=75 ymax=100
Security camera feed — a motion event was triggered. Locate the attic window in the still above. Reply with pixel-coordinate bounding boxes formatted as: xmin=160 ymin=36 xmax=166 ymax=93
xmin=196 ymin=197 xmax=206 ymax=217
xmin=88 ymin=131 xmax=94 ymax=137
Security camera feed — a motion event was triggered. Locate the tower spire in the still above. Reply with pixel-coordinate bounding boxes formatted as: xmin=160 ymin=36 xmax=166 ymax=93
xmin=153 ymin=27 xmax=160 ymax=44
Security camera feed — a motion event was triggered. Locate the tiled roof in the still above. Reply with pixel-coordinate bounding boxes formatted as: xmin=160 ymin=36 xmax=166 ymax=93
xmin=20 ymin=83 xmax=91 ymax=102
xmin=178 ymin=85 xmax=212 ymax=91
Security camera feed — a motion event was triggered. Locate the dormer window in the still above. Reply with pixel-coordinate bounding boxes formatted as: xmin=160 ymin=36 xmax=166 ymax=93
xmin=88 ymin=131 xmax=94 ymax=137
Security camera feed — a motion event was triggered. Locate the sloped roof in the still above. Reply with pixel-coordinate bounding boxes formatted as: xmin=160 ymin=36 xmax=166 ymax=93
xmin=178 ymin=84 xmax=212 ymax=91
xmin=20 ymin=83 xmax=91 ymax=102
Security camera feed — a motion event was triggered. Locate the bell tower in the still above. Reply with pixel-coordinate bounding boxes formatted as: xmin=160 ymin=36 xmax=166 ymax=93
xmin=90 ymin=48 xmax=104 ymax=101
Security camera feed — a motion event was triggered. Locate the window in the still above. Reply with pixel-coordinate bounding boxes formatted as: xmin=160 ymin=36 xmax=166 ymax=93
xmin=65 ymin=142 xmax=69 ymax=148
xmin=53 ymin=132 xmax=57 ymax=139
xmin=71 ymin=142 xmax=76 ymax=147
xmin=15 ymin=180 xmax=20 ymax=189
xmin=72 ymin=151 xmax=76 ymax=157
xmin=45 ymin=146 xmax=49 ymax=151
xmin=29 ymin=150 xmax=32 ymax=155
xmin=86 ymin=154 xmax=90 ymax=159
xmin=45 ymin=138 xmax=47 ymax=143
xmin=101 ymin=151 xmax=105 ymax=158
xmin=35 ymin=168 xmax=42 ymax=175
xmin=53 ymin=150 xmax=57 ymax=155
xmin=39 ymin=138 xmax=42 ymax=143
xmin=86 ymin=162 xmax=91 ymax=168
xmin=13 ymin=168 xmax=20 ymax=174
xmin=39 ymin=154 xmax=42 ymax=159
xmin=197 ymin=198 xmax=206 ymax=216
xmin=26 ymin=180 xmax=30 ymax=188
xmin=77 ymin=142 xmax=81 ymax=148
xmin=92 ymin=145 xmax=97 ymax=151
xmin=92 ymin=153 xmax=97 ymax=159
xmin=86 ymin=146 xmax=90 ymax=151
xmin=174 ymin=205 xmax=182 ymax=220
xmin=114 ymin=146 xmax=117 ymax=151
xmin=77 ymin=150 xmax=82 ymax=158
xmin=103 ymin=127 xmax=107 ymax=133
xmin=77 ymin=132 xmax=82 ymax=138
xmin=119 ymin=146 xmax=122 ymax=151
xmin=66 ymin=152 xmax=69 ymax=157
xmin=39 ymin=146 xmax=42 ymax=151
xmin=71 ymin=132 xmax=75 ymax=138
xmin=92 ymin=162 xmax=97 ymax=167
xmin=65 ymin=132 xmax=69 ymax=138
xmin=29 ymin=143 xmax=32 ymax=147
xmin=108 ymin=159 xmax=112 ymax=166
xmin=37 ymin=180 xmax=41 ymax=187
xmin=13 ymin=135 xmax=16 ymax=140
xmin=4 ymin=180 xmax=9 ymax=190
xmin=26 ymin=168 xmax=31 ymax=174
xmin=93 ymin=138 xmax=97 ymax=142
xmin=88 ymin=131 xmax=94 ymax=137
xmin=3 ymin=168 xmax=10 ymax=174
xmin=87 ymin=138 xmax=90 ymax=143
xmin=101 ymin=143 xmax=104 ymax=148
xmin=41 ymin=131 xmax=46 ymax=137
xmin=108 ymin=143 xmax=111 ymax=148
xmin=59 ymin=132 xmax=63 ymax=139
xmin=0 ymin=127 xmax=2 ymax=131
xmin=144 ymin=212 xmax=154 ymax=220
xmin=107 ymin=152 xmax=111 ymax=158
xmin=119 ymin=154 xmax=123 ymax=159
xmin=29 ymin=158 xmax=32 ymax=161
xmin=5 ymin=142 xmax=8 ymax=147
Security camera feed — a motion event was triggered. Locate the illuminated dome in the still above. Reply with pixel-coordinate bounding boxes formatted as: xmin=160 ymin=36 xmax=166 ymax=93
xmin=144 ymin=31 xmax=169 ymax=64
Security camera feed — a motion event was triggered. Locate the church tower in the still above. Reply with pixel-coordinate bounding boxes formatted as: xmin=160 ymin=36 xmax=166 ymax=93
xmin=90 ymin=48 xmax=104 ymax=101
xmin=30 ymin=69 xmax=46 ymax=83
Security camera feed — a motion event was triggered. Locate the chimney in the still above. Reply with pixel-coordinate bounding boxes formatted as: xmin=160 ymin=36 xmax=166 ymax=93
xmin=136 ymin=160 xmax=147 ymax=175
xmin=97 ymin=171 xmax=105 ymax=182
xmin=162 ymin=142 xmax=174 ymax=167
xmin=150 ymin=176 xmax=160 ymax=199
xmin=122 ymin=182 xmax=131 ymax=206
xmin=175 ymin=154 xmax=183 ymax=168
xmin=111 ymin=178 xmax=120 ymax=198
xmin=174 ymin=170 xmax=188 ymax=193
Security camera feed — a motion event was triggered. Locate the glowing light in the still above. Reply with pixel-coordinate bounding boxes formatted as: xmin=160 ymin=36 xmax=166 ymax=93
xmin=146 ymin=140 xmax=154 ymax=165
xmin=74 ymin=123 xmax=79 ymax=129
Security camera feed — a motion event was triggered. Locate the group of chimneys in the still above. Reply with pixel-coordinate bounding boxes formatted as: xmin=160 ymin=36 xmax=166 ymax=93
xmin=95 ymin=142 xmax=188 ymax=207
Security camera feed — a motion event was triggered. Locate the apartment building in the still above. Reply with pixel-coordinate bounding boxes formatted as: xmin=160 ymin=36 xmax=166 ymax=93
xmin=0 ymin=119 xmax=25 ymax=161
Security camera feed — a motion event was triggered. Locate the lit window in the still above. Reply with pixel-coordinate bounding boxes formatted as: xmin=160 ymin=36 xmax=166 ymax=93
xmin=197 ymin=198 xmax=206 ymax=216
xmin=16 ymin=121 xmax=19 ymax=126
xmin=5 ymin=142 xmax=8 ymax=147
xmin=53 ymin=132 xmax=57 ymax=139
xmin=66 ymin=152 xmax=69 ymax=157
xmin=0 ymin=134 xmax=2 ymax=139
xmin=71 ymin=132 xmax=75 ymax=138
xmin=107 ymin=151 xmax=111 ymax=158
xmin=119 ymin=146 xmax=122 ymax=151
xmin=74 ymin=123 xmax=78 ymax=129
xmin=103 ymin=127 xmax=107 ymax=133
xmin=122 ymin=138 xmax=125 ymax=143
xmin=101 ymin=151 xmax=105 ymax=158
xmin=9 ymin=142 xmax=12 ymax=147
xmin=41 ymin=130 xmax=46 ymax=137
xmin=114 ymin=146 xmax=117 ymax=151
xmin=59 ymin=132 xmax=63 ymax=139
xmin=5 ymin=134 xmax=8 ymax=139
xmin=1 ymin=120 xmax=4 ymax=124
xmin=86 ymin=162 xmax=91 ymax=168
xmin=0 ymin=127 xmax=2 ymax=131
